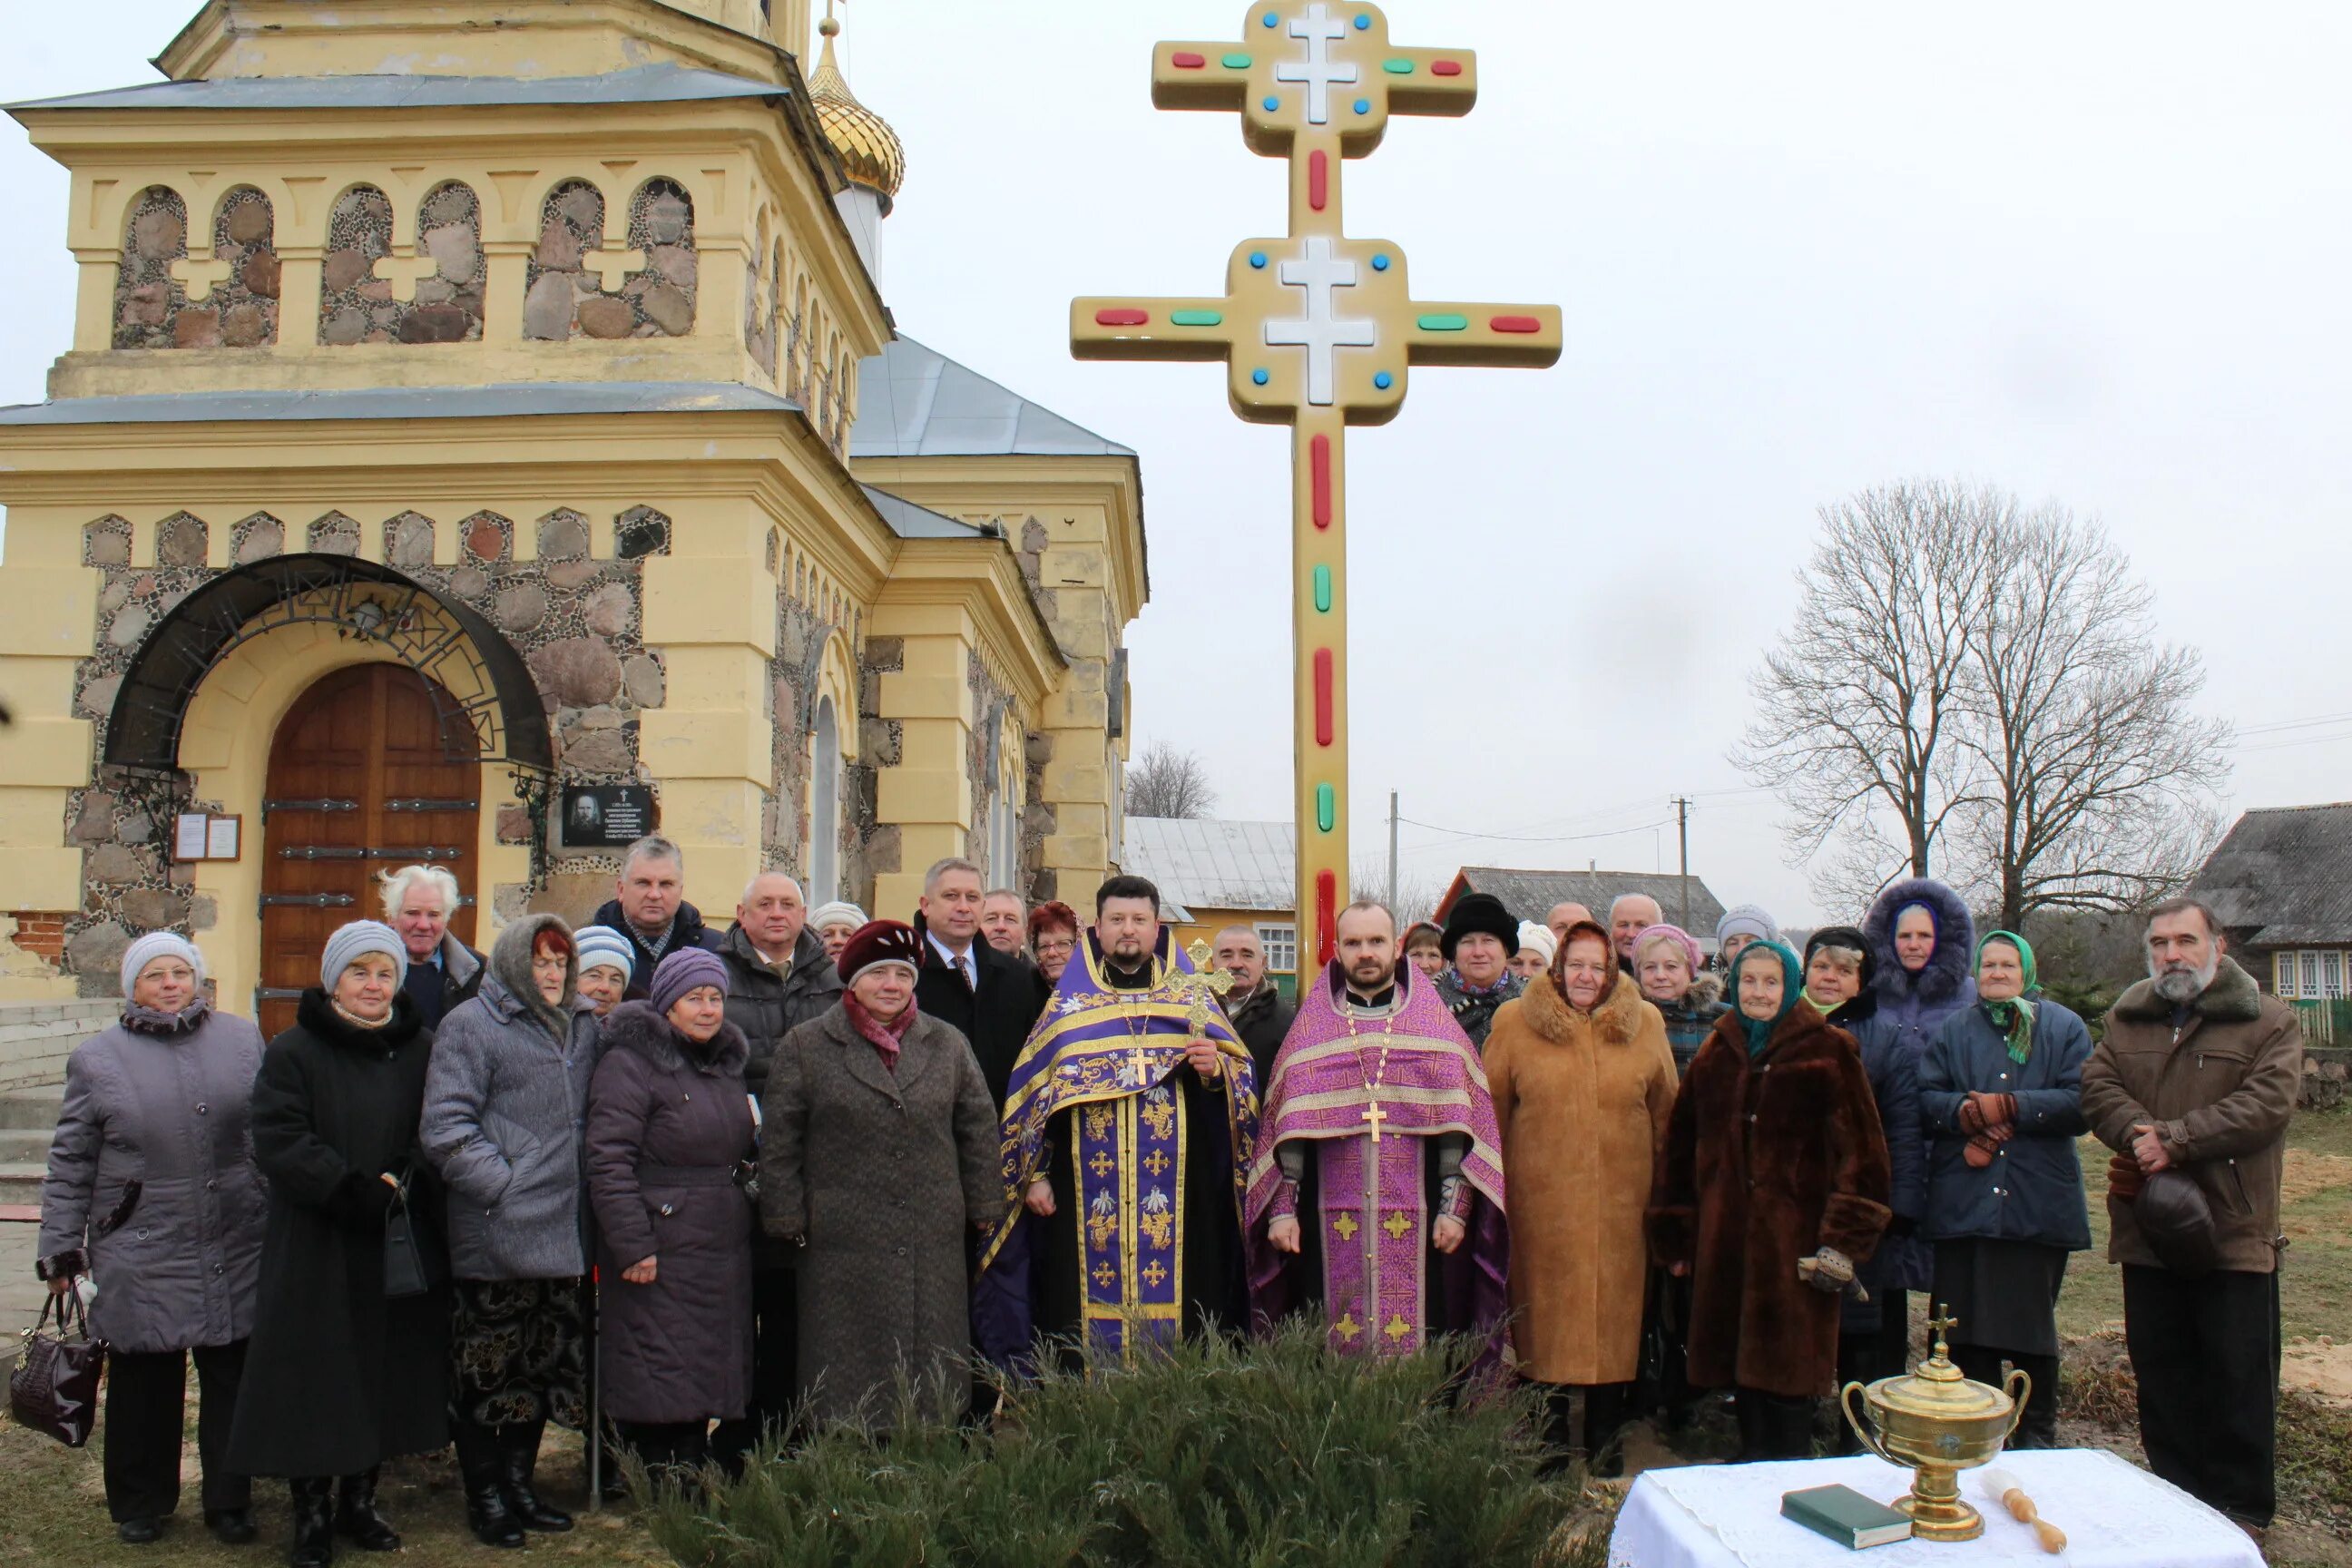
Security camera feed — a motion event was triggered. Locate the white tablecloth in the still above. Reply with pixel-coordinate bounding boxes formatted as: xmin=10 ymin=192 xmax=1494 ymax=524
xmin=1608 ymin=1448 xmax=2262 ymax=1568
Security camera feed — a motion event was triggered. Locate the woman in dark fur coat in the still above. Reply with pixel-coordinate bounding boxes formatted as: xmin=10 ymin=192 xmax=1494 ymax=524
xmin=1650 ymin=939 xmax=1893 ymax=1460
xmin=1863 ymin=877 xmax=1978 ymax=1060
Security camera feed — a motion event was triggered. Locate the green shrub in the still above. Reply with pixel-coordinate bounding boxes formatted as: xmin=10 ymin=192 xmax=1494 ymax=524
xmin=642 ymin=1323 xmax=1596 ymax=1567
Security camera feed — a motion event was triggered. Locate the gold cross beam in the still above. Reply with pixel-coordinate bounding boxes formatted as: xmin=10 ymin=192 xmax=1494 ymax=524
xmin=1071 ymin=5 xmax=1560 ymax=971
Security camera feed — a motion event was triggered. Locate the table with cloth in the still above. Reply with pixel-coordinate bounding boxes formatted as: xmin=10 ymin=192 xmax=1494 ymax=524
xmin=1608 ymin=1448 xmax=2262 ymax=1568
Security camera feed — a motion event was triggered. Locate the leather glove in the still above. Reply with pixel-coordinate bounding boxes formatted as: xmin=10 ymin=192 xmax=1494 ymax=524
xmin=2106 ymin=1152 xmax=2147 ymax=1201
xmin=1798 ymin=1246 xmax=1854 ymax=1293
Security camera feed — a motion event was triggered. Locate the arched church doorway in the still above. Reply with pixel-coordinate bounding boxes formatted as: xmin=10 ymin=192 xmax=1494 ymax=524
xmin=257 ymin=664 xmax=481 ymax=1034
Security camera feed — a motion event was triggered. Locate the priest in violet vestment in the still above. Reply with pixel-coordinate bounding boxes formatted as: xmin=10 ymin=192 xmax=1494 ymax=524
xmin=975 ymin=875 xmax=1259 ymax=1366
xmin=1246 ymin=900 xmax=1509 ymax=1357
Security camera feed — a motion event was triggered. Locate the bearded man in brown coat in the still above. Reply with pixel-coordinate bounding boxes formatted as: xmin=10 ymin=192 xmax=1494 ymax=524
xmin=2083 ymin=897 xmax=2301 ymax=1537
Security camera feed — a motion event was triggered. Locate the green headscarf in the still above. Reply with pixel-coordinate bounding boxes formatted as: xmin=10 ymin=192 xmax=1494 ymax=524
xmin=1975 ymin=930 xmax=2038 ymax=1064
xmin=1733 ymin=938 xmax=1806 ymax=1058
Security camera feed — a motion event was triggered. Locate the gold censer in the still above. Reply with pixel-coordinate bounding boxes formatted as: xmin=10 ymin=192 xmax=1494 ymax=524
xmin=1840 ymin=1307 xmax=2028 ymax=1543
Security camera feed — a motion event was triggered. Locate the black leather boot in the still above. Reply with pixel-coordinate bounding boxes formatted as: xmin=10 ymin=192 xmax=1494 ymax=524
xmin=452 ymin=1420 xmax=526 ymax=1550
xmin=288 ymin=1477 xmax=336 ymax=1568
xmin=205 ymin=1507 xmax=259 ymax=1544
xmin=333 ymin=1468 xmax=400 ymax=1552
xmin=499 ymin=1422 xmax=573 ymax=1533
xmin=2011 ymin=1353 xmax=2062 ymax=1449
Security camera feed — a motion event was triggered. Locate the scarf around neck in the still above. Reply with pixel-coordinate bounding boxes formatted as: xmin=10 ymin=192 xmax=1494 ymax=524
xmin=1443 ymin=965 xmax=1513 ymax=1000
xmin=1975 ymin=930 xmax=2038 ymax=1064
xmin=121 ymin=995 xmax=211 ymax=1036
xmin=844 ymin=990 xmax=916 ymax=1070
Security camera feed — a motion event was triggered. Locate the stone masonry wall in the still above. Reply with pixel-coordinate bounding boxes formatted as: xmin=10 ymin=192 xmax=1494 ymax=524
xmin=113 ymin=186 xmax=189 ymax=350
xmin=56 ymin=507 xmax=670 ymax=995
xmin=524 ymin=179 xmax=697 ymax=341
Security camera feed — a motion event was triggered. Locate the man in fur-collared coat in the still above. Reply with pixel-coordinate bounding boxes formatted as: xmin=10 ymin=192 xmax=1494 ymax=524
xmin=1649 ymin=938 xmax=1892 ymax=1461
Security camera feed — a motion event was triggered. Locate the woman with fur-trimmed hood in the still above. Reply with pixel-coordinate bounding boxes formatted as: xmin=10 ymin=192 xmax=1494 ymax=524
xmin=1864 ymin=877 xmax=1978 ymax=1059
xmin=1484 ymin=921 xmax=1676 ymax=1474
xmin=1649 ymin=939 xmax=1892 ymax=1461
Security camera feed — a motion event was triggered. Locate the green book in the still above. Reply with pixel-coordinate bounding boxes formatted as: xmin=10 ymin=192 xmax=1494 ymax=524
xmin=1780 ymin=1485 xmax=1915 ymax=1549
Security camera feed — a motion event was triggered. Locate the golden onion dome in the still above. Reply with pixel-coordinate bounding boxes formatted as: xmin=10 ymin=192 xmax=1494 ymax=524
xmin=808 ymin=17 xmax=905 ymax=211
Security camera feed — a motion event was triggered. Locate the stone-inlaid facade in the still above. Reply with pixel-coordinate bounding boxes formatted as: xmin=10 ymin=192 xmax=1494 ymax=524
xmin=0 ymin=0 xmax=1147 ymax=1015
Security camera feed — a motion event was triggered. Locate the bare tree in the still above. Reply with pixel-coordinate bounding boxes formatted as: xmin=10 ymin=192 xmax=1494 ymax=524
xmin=1733 ymin=481 xmax=2004 ymax=904
xmin=1954 ymin=506 xmax=2233 ymax=930
xmin=1350 ymin=857 xmax=1451 ymax=927
xmin=1740 ymin=481 xmax=2231 ymax=927
xmin=1127 ymin=741 xmax=1218 ymax=819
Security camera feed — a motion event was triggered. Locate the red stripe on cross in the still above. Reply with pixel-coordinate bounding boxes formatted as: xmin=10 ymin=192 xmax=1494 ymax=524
xmin=1314 ymin=648 xmax=1334 ymax=746
xmin=1310 ymin=432 xmax=1332 ymax=527
xmin=1094 ymin=309 xmax=1150 ymax=328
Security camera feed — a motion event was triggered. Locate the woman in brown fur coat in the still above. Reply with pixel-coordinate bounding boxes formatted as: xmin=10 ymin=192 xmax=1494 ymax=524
xmin=1484 ymin=921 xmax=1676 ymax=1474
xmin=1649 ymin=938 xmax=1892 ymax=1460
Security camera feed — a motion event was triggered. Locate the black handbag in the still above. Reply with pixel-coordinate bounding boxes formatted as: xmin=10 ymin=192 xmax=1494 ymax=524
xmin=9 ymin=1289 xmax=108 ymax=1447
xmin=383 ymin=1168 xmax=429 ymax=1299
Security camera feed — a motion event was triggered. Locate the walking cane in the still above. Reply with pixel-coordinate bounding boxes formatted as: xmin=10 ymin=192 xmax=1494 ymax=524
xmin=586 ymin=1268 xmax=602 ymax=1511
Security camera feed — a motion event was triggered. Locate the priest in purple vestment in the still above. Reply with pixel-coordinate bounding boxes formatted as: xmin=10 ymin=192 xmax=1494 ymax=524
xmin=1245 ymin=901 xmax=1509 ymax=1357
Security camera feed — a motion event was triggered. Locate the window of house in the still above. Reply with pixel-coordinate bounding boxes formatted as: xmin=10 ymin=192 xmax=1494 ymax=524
xmin=1258 ymin=923 xmax=1298 ymax=975
xmin=2323 ymin=950 xmax=2345 ymax=998
xmin=2275 ymin=952 xmax=2298 ymax=997
xmin=2302 ymin=951 xmax=2322 ymax=997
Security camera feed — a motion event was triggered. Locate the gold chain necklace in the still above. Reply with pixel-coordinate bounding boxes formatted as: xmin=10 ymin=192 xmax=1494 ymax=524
xmin=1342 ymin=995 xmax=1396 ymax=1144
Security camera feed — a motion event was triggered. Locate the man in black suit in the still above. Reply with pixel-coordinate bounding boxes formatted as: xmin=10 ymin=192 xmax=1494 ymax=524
xmin=912 ymin=857 xmax=1048 ymax=1109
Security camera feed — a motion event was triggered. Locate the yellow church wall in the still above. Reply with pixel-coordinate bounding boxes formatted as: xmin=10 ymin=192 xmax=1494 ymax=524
xmin=17 ymin=96 xmax=887 ymax=429
xmin=159 ymin=0 xmax=801 ymax=88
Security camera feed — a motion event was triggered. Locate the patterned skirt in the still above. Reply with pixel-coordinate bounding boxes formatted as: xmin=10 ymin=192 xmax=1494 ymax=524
xmin=450 ymin=1278 xmax=587 ymax=1429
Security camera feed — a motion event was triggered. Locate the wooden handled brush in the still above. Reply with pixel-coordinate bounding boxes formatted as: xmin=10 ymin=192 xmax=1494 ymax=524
xmin=1978 ymin=1466 xmax=2065 ymax=1553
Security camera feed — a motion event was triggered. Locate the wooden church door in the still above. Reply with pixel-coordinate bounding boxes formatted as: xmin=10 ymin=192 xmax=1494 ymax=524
xmin=257 ymin=664 xmax=480 ymax=1036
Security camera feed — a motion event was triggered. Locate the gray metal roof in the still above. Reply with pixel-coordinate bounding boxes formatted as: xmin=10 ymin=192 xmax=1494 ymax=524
xmin=2190 ymin=802 xmax=2352 ymax=946
xmin=859 ymin=484 xmax=986 ymax=540
xmin=1123 ymin=817 xmax=1297 ymax=916
xmin=0 ymin=382 xmax=803 ymax=426
xmin=851 ymin=335 xmax=1134 ymax=459
xmin=5 ymin=64 xmax=787 ymax=115
xmin=1440 ymin=867 xmax=1730 ymax=946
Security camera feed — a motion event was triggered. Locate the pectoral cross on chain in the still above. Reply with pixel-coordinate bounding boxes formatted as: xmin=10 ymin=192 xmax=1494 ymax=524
xmin=1359 ymin=1102 xmax=1388 ymax=1145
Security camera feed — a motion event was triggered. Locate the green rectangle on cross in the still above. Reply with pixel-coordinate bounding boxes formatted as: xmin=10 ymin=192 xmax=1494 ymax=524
xmin=1382 ymin=59 xmax=1415 ymax=74
xmin=1222 ymin=53 xmax=1254 ymax=68
xmin=1417 ymin=313 xmax=1471 ymax=332
xmin=1170 ymin=309 xmax=1224 ymax=327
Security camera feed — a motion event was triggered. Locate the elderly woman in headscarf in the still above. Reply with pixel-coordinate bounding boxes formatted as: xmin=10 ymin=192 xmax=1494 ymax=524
xmin=1801 ymin=926 xmax=1928 ymax=1444
xmin=1629 ymin=923 xmax=1724 ymax=1081
xmin=1509 ymin=919 xmax=1559 ymax=982
xmin=808 ymin=901 xmax=869 ymax=965
xmin=1401 ymin=920 xmax=1446 ymax=981
xmin=759 ymin=920 xmax=1001 ymax=1430
xmin=1864 ymin=878 xmax=1977 ymax=1059
xmin=585 ymin=947 xmax=756 ymax=1482
xmin=1917 ymin=931 xmax=2091 ymax=1449
xmin=1484 ymin=920 xmax=1675 ymax=1474
xmin=421 ymin=915 xmax=602 ymax=1544
xmin=1713 ymin=905 xmax=1779 ymax=973
xmin=571 ymin=924 xmax=638 ymax=1017
xmin=36 ymin=934 xmax=268 ymax=1546
xmin=229 ymin=921 xmax=450 ymax=1568
xmin=1650 ymin=939 xmax=1892 ymax=1461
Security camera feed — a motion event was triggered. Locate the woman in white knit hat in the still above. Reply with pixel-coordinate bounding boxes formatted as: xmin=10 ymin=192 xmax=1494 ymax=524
xmin=807 ymin=901 xmax=867 ymax=965
xmin=572 ymin=924 xmax=637 ymax=1016
xmin=1510 ymin=919 xmax=1560 ymax=981
xmin=227 ymin=920 xmax=451 ymax=1568
xmin=35 ymin=931 xmax=269 ymax=1546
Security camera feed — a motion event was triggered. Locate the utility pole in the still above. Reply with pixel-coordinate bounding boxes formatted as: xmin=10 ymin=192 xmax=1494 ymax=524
xmin=1387 ymin=790 xmax=1400 ymax=914
xmin=1671 ymin=796 xmax=1693 ymax=930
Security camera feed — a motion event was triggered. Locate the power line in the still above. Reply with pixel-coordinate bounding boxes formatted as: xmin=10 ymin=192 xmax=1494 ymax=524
xmin=1397 ymin=814 xmax=1672 ymax=849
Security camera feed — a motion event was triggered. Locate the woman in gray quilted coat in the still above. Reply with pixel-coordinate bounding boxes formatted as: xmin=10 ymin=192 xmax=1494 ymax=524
xmin=419 ymin=913 xmax=601 ymax=1546
xmin=35 ymin=932 xmax=268 ymax=1546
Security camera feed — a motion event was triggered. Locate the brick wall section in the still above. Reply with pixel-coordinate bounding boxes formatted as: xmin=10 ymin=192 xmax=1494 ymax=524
xmin=0 ymin=1001 xmax=121 ymax=1091
xmin=5 ymin=915 xmax=67 ymax=965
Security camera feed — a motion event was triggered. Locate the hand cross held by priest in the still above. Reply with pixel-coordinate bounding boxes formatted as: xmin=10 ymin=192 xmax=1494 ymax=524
xmin=1245 ymin=900 xmax=1510 ymax=1358
xmin=975 ymin=875 xmax=1259 ymax=1366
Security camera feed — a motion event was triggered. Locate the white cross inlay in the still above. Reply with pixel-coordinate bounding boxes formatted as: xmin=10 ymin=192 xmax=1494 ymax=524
xmin=1276 ymin=4 xmax=1359 ymax=126
xmin=1265 ymin=236 xmax=1378 ymax=407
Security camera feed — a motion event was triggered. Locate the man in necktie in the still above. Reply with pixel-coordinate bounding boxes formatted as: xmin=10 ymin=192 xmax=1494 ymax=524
xmin=911 ymin=858 xmax=1047 ymax=1108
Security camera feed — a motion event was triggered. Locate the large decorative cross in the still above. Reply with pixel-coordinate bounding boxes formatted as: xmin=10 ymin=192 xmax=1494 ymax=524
xmin=1073 ymin=4 xmax=1561 ymax=968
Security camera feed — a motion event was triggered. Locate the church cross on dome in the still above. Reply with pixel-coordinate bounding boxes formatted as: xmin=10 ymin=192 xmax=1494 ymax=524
xmin=1069 ymin=3 xmax=1560 ymax=971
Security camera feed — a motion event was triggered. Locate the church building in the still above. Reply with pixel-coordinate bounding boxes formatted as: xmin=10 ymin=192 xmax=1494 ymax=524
xmin=0 ymin=0 xmax=1146 ymax=1034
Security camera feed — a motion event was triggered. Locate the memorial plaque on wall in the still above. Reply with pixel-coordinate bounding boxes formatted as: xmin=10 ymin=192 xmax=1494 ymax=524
xmin=560 ymin=785 xmax=656 ymax=848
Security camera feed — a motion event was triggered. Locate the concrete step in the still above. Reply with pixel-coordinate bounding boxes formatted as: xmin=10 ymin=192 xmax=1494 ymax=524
xmin=0 ymin=1128 xmax=51 ymax=1163
xmin=0 ymin=1163 xmax=44 ymax=1207
xmin=0 ymin=1085 xmax=64 ymax=1131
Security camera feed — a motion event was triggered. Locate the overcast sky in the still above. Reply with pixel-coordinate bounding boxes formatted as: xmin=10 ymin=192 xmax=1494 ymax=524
xmin=5 ymin=2 xmax=2349 ymax=926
